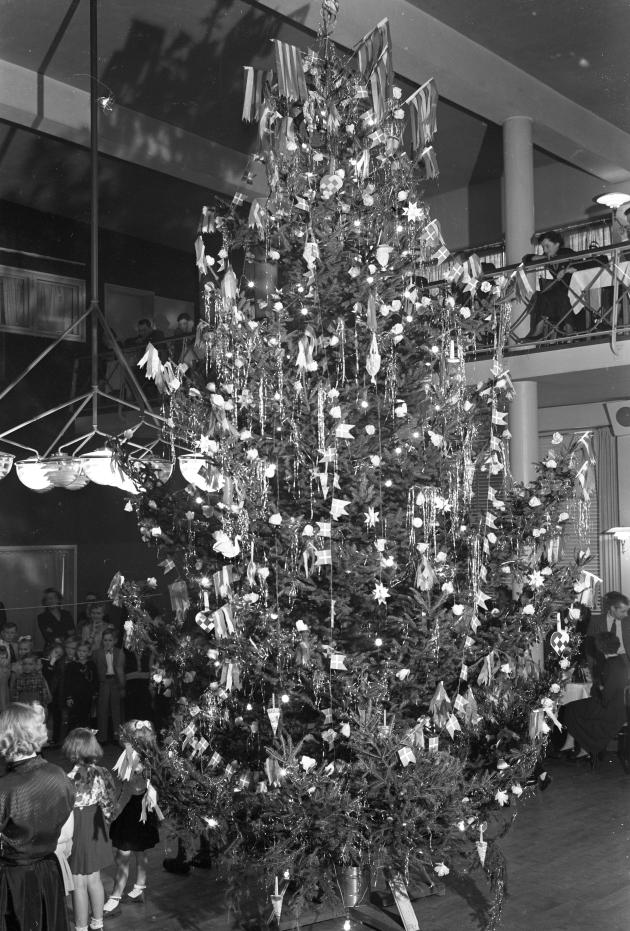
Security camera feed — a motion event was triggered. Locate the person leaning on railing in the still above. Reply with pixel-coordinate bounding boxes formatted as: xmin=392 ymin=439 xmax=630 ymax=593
xmin=522 ymin=231 xmax=578 ymax=339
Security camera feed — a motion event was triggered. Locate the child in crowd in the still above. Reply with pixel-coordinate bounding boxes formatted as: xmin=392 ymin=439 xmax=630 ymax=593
xmin=65 ymin=643 xmax=98 ymax=729
xmin=64 ymin=728 xmax=117 ymax=931
xmin=10 ymin=653 xmax=51 ymax=705
xmin=0 ymin=621 xmax=18 ymax=661
xmin=15 ymin=634 xmax=34 ymax=668
xmin=64 ymin=635 xmax=79 ymax=663
xmin=42 ymin=642 xmax=66 ymax=745
xmin=103 ymin=720 xmax=163 ymax=917
xmin=94 ymin=629 xmax=125 ymax=743
xmin=0 ymin=644 xmax=11 ymax=711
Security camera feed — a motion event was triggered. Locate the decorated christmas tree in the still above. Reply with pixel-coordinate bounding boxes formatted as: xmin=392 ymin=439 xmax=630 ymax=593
xmin=111 ymin=4 xmax=595 ymax=928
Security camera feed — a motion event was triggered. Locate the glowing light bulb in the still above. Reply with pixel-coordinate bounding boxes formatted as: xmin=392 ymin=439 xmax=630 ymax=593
xmin=353 ymin=219 xmax=361 ymax=227
xmin=395 ymin=446 xmax=402 ymax=455
xmin=281 ymin=694 xmax=290 ymax=704
xmin=385 ymin=479 xmax=393 ymax=488
xmin=195 ymin=496 xmax=203 ymax=504
xmin=366 ymin=276 xmax=374 ymax=284
xmin=200 ymin=576 xmax=210 ymax=588
xmin=374 ymin=637 xmax=383 ymax=647
xmin=412 ymin=431 xmax=420 ymax=438
xmin=360 ymin=400 xmax=369 ymax=409
xmin=396 ymin=224 xmax=403 ymax=233
xmin=246 ymin=703 xmax=253 ymax=711
xmin=247 ymin=280 xmax=255 ymax=288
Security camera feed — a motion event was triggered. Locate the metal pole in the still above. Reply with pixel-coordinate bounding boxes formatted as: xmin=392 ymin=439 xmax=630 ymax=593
xmin=89 ymin=0 xmax=99 ymax=431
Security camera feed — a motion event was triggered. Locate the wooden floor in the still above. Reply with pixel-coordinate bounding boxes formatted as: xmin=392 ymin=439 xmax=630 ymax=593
xmin=46 ymin=747 xmax=630 ymax=931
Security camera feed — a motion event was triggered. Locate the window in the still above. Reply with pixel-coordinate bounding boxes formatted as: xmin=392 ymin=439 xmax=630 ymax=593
xmin=0 ymin=265 xmax=86 ymax=341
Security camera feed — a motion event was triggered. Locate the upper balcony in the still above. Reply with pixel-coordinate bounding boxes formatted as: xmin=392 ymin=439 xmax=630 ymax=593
xmin=462 ymin=239 xmax=630 ymax=409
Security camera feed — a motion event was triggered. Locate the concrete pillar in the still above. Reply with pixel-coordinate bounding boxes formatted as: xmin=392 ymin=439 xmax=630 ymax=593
xmin=510 ymin=380 xmax=538 ymax=484
xmin=503 ymin=116 xmax=535 ymax=264
xmin=503 ymin=117 xmax=535 ymax=340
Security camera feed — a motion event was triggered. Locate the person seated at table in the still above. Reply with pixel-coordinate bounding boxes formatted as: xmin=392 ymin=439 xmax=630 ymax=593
xmin=523 ymin=231 xmax=579 ymax=339
xmin=560 ymin=631 xmax=628 ymax=761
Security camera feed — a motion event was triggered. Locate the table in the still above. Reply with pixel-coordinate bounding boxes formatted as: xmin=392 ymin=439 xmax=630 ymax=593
xmin=567 ymin=260 xmax=630 ymax=314
xmin=557 ymin=682 xmax=591 ymax=706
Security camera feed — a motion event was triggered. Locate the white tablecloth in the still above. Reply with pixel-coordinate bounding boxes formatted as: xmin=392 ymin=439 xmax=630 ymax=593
xmin=568 ymin=260 xmax=630 ymax=312
xmin=557 ymin=682 xmax=591 ymax=706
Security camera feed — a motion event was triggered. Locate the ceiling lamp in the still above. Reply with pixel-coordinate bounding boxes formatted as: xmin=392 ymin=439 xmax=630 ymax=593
xmin=178 ymin=455 xmax=224 ymax=493
xmin=43 ymin=455 xmax=90 ymax=490
xmin=0 ymin=454 xmax=14 ymax=480
xmin=148 ymin=458 xmax=174 ymax=484
xmin=595 ymin=192 xmax=630 ymax=209
xmin=15 ymin=458 xmax=54 ymax=493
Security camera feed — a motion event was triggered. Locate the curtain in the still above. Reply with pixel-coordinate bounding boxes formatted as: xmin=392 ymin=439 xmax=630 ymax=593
xmin=593 ymin=426 xmax=620 ymax=595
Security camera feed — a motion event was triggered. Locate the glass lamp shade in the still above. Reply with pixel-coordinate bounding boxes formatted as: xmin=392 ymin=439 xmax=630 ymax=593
xmin=0 ymin=454 xmax=14 ymax=480
xmin=595 ymin=192 xmax=630 ymax=209
xmin=80 ymin=448 xmax=119 ymax=485
xmin=43 ymin=455 xmax=89 ymax=490
xmin=80 ymin=448 xmax=141 ymax=494
xmin=147 ymin=458 xmax=174 ymax=484
xmin=15 ymin=458 xmax=54 ymax=493
xmin=178 ymin=455 xmax=223 ymax=493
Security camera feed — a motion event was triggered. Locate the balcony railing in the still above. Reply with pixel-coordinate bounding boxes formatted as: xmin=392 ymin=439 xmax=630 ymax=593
xmin=447 ymin=240 xmax=630 ymax=356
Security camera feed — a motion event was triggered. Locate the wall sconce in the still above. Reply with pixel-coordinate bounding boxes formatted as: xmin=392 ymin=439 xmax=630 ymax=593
xmin=605 ymin=526 xmax=630 ymax=554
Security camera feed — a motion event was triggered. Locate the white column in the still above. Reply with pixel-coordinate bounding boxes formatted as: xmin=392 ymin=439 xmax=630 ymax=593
xmin=509 ymin=380 xmax=538 ymax=484
xmin=503 ymin=117 xmax=535 ymax=340
xmin=503 ymin=117 xmax=535 ymax=264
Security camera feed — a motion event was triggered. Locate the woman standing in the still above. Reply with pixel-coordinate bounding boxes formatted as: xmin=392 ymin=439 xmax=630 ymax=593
xmin=37 ymin=589 xmax=75 ymax=650
xmin=0 ymin=702 xmax=75 ymax=930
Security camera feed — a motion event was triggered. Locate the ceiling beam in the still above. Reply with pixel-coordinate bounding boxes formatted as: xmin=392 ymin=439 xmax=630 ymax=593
xmin=256 ymin=0 xmax=630 ymax=184
xmin=0 ymin=58 xmax=269 ymax=201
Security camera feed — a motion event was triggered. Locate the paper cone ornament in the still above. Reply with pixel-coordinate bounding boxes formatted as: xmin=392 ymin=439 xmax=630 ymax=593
xmin=267 ymin=706 xmax=281 ymax=735
xmin=270 ymin=894 xmax=284 ymax=920
xmin=476 ymin=840 xmax=487 ymax=866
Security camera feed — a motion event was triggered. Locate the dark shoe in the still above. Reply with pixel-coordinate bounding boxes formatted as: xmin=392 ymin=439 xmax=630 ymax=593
xmin=163 ymin=856 xmax=191 ymax=876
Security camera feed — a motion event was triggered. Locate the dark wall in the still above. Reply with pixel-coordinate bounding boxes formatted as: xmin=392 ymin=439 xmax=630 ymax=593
xmin=0 ymin=200 xmax=186 ymax=620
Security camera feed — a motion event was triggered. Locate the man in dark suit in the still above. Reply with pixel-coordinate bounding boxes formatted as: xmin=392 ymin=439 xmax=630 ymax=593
xmin=585 ymin=591 xmax=630 ymax=668
xmin=94 ymin=627 xmax=125 ymax=743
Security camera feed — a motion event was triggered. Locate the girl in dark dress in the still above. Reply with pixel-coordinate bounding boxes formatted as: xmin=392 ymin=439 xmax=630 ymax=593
xmin=63 ymin=729 xmax=117 ymax=931
xmin=0 ymin=702 xmax=75 ymax=931
xmin=103 ymin=720 xmax=162 ymax=917
xmin=563 ymin=631 xmax=628 ymax=759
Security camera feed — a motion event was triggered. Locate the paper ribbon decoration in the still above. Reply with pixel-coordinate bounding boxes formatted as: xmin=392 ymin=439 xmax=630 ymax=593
xmin=140 ymin=780 xmax=165 ymax=824
xmin=330 ymin=652 xmax=348 ymax=671
xmin=428 ymin=680 xmax=451 ymax=728
xmin=265 ymin=756 xmax=283 ymax=786
xmin=272 ymin=40 xmax=308 ymax=101
xmin=241 ymin=66 xmax=272 ymax=123
xmin=113 ymin=745 xmax=140 ymax=782
xmin=541 ymin=697 xmax=562 ymax=731
xmin=213 ymin=566 xmax=233 ymax=599
xmin=366 ymin=332 xmax=381 ymax=380
xmin=405 ymin=77 xmax=438 ymax=152
xmin=168 ymin=580 xmax=190 ymax=620
xmin=476 ymin=824 xmax=487 ymax=866
xmin=159 ymin=558 xmax=175 ymax=574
